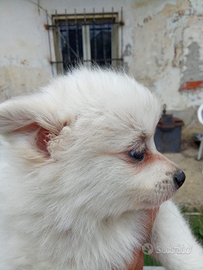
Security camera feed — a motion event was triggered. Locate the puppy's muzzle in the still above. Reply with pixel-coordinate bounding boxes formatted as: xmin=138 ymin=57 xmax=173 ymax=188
xmin=174 ymin=170 xmax=185 ymax=189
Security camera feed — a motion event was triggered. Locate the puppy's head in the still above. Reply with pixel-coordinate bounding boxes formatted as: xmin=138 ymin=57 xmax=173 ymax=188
xmin=0 ymin=68 xmax=185 ymax=218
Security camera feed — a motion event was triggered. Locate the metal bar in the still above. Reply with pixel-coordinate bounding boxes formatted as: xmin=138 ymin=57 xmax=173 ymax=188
xmin=65 ymin=9 xmax=71 ymax=63
xmin=121 ymin=7 xmax=124 ymax=68
xmin=82 ymin=8 xmax=91 ymax=68
xmin=52 ymin=13 xmax=118 ymax=20
xmin=84 ymin=8 xmax=87 ymax=64
xmin=93 ymin=8 xmax=97 ymax=62
xmin=111 ymin=7 xmax=116 ymax=68
xmin=46 ymin=21 xmax=122 ymax=28
xmin=55 ymin=10 xmax=63 ymax=73
xmin=51 ymin=58 xmax=122 ymax=64
xmin=102 ymin=7 xmax=106 ymax=65
xmin=74 ymin=9 xmax=79 ymax=61
xmin=111 ymin=7 xmax=114 ymax=67
xmin=46 ymin=11 xmax=54 ymax=75
xmin=55 ymin=10 xmax=59 ymax=72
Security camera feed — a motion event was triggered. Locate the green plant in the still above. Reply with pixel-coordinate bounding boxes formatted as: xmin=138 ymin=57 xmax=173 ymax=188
xmin=144 ymin=254 xmax=161 ymax=266
xmin=188 ymin=212 xmax=203 ymax=246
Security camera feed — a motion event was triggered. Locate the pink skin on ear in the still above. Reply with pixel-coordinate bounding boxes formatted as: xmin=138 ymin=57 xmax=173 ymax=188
xmin=36 ymin=126 xmax=53 ymax=155
xmin=14 ymin=123 xmax=54 ymax=156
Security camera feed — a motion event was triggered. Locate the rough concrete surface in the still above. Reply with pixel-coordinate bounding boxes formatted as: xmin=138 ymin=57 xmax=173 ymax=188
xmin=165 ymin=149 xmax=203 ymax=209
xmin=164 ymin=125 xmax=203 ymax=210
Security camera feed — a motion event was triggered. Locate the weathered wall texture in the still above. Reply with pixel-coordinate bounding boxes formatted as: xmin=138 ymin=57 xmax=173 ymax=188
xmin=0 ymin=0 xmax=203 ymax=115
xmin=129 ymin=0 xmax=203 ymax=110
xmin=0 ymin=1 xmax=52 ymax=101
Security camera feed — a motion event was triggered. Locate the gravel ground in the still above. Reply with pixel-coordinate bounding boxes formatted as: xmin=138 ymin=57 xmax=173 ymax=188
xmin=164 ymin=147 xmax=203 ymax=210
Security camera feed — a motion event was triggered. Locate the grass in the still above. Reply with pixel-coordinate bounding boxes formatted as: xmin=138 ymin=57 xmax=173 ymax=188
xmin=144 ymin=254 xmax=162 ymax=266
xmin=186 ymin=208 xmax=203 ymax=246
xmin=143 ymin=207 xmax=203 ymax=266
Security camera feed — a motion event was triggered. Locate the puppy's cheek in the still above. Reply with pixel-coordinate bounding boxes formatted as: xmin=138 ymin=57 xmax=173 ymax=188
xmin=143 ymin=153 xmax=177 ymax=194
xmin=132 ymin=152 xmax=180 ymax=204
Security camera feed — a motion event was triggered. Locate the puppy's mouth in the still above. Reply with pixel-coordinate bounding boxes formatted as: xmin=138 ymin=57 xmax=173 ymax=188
xmin=136 ymin=170 xmax=186 ymax=209
xmin=149 ymin=170 xmax=186 ymax=206
xmin=132 ymin=186 xmax=173 ymax=210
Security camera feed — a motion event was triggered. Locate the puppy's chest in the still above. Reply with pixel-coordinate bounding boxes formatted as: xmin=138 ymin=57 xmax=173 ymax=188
xmin=34 ymin=213 xmax=145 ymax=270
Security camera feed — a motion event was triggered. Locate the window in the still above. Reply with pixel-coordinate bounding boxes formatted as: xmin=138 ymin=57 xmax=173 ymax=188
xmin=49 ymin=9 xmax=123 ymax=74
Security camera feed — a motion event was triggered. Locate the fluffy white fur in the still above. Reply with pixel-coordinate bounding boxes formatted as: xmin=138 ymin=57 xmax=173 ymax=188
xmin=0 ymin=67 xmax=202 ymax=270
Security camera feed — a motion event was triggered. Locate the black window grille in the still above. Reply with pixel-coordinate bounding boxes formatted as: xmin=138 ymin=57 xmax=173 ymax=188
xmin=46 ymin=8 xmax=124 ymax=74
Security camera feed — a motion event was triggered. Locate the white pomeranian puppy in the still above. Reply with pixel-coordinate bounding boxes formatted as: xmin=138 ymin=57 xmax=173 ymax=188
xmin=0 ymin=67 xmax=202 ymax=270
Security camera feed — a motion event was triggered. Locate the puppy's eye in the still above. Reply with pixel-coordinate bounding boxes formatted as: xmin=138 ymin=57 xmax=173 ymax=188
xmin=130 ymin=149 xmax=145 ymax=161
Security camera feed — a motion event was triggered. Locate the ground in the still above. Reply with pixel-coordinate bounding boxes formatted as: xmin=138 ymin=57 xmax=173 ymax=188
xmin=163 ymin=121 xmax=203 ymax=210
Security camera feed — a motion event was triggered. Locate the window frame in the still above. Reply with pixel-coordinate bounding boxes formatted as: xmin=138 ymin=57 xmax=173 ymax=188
xmin=51 ymin=12 xmax=121 ymax=73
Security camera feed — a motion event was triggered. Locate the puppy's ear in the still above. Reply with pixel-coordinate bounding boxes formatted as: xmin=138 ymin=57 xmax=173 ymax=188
xmin=0 ymin=94 xmax=69 ymax=156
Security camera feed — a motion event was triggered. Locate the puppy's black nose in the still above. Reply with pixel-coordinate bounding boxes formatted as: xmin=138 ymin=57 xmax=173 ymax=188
xmin=174 ymin=170 xmax=186 ymax=189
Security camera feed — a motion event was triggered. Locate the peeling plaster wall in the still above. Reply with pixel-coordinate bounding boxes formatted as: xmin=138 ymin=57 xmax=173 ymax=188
xmin=129 ymin=0 xmax=203 ymax=110
xmin=0 ymin=0 xmax=203 ymax=112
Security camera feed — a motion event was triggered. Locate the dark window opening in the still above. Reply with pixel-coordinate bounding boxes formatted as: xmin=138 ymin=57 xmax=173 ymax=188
xmin=47 ymin=10 xmax=123 ymax=74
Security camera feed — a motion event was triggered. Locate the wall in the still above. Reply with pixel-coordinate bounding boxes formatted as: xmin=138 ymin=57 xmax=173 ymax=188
xmin=0 ymin=0 xmax=52 ymax=100
xmin=0 ymin=0 xmax=203 ymax=114
xmin=129 ymin=0 xmax=203 ymax=111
